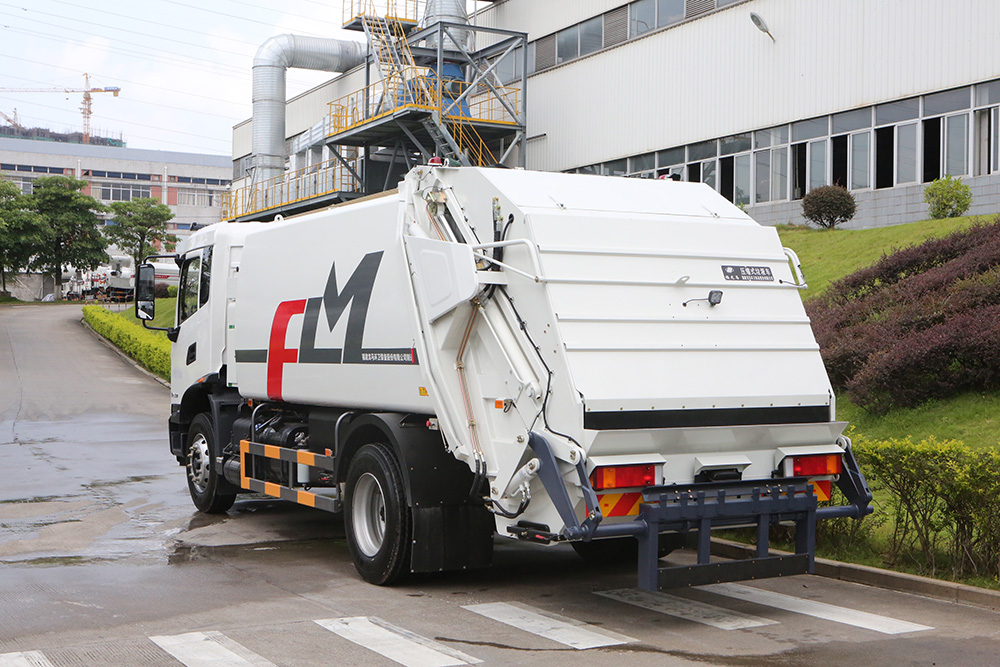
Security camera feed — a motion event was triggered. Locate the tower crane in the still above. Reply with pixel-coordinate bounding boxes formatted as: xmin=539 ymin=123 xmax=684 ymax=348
xmin=0 ymin=108 xmax=23 ymax=131
xmin=0 ymin=73 xmax=120 ymax=144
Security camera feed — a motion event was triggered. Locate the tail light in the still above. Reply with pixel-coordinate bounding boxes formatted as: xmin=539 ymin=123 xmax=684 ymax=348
xmin=792 ymin=454 xmax=842 ymax=477
xmin=590 ymin=464 xmax=655 ymax=491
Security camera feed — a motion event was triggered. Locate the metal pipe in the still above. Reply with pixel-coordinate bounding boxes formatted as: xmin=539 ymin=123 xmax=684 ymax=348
xmin=252 ymin=34 xmax=366 ymax=183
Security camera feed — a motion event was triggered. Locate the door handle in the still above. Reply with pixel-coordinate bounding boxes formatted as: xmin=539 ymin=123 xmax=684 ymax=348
xmin=186 ymin=342 xmax=197 ymax=365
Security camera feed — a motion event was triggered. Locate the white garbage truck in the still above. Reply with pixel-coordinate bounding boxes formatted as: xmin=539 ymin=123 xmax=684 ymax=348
xmin=136 ymin=165 xmax=871 ymax=589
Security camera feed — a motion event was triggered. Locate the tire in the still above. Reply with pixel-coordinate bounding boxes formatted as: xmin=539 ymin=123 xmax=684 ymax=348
xmin=186 ymin=413 xmax=236 ymax=514
xmin=344 ymin=443 xmax=411 ymax=585
xmin=571 ymin=534 xmax=685 ymax=564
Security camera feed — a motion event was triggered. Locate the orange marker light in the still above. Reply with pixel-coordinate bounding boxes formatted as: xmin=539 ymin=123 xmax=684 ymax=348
xmin=590 ymin=465 xmax=656 ymax=491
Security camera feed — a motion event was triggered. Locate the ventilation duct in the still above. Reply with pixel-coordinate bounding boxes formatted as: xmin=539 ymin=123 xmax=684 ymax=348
xmin=252 ymin=34 xmax=365 ymax=182
xmin=251 ymin=2 xmax=472 ymax=184
xmin=420 ymin=0 xmax=472 ymax=53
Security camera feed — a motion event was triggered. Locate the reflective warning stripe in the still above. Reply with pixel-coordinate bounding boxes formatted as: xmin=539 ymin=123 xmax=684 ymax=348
xmin=238 ymin=439 xmax=339 ymax=513
xmin=598 ymin=492 xmax=643 ymax=517
xmin=810 ymin=479 xmax=832 ymax=502
xmin=240 ymin=440 xmax=335 ymax=470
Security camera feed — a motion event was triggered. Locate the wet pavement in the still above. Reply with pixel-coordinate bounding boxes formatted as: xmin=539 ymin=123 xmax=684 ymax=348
xmin=2 ymin=304 xmax=1000 ymax=666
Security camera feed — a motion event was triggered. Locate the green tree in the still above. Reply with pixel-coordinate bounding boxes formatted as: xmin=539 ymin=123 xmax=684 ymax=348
xmin=0 ymin=180 xmax=46 ymax=296
xmin=105 ymin=198 xmax=177 ymax=269
xmin=29 ymin=176 xmax=108 ymax=300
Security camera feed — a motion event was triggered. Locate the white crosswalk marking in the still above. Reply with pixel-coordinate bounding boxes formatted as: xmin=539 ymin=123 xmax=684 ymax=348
xmin=315 ymin=616 xmax=482 ymax=667
xmin=463 ymin=601 xmax=636 ymax=649
xmin=596 ymin=588 xmax=779 ymax=630
xmin=149 ymin=631 xmax=276 ymax=666
xmin=702 ymin=583 xmax=934 ymax=635
xmin=0 ymin=652 xmax=54 ymax=667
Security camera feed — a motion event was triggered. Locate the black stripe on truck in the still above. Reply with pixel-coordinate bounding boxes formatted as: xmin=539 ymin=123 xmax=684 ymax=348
xmin=235 ymin=349 xmax=268 ymax=363
xmin=583 ymin=405 xmax=830 ymax=430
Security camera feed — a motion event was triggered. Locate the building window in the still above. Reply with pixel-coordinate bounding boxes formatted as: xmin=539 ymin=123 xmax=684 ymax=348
xmin=556 ymin=25 xmax=579 ymax=64
xmin=604 ymin=159 xmax=628 ymax=176
xmin=629 ymin=152 xmax=656 ymax=175
xmin=944 ymin=113 xmax=969 ymax=176
xmin=98 ymin=182 xmax=151 ymax=202
xmin=876 ymin=99 xmax=919 ymax=126
xmin=177 ymin=188 xmax=218 ymax=207
xmin=896 ymin=122 xmax=918 ymax=184
xmin=755 ymin=150 xmax=770 ymax=203
xmin=657 ymin=0 xmax=684 ymax=27
xmin=771 ymin=146 xmax=788 ymax=200
xmin=579 ymin=16 xmax=603 ymax=57
xmin=850 ymin=132 xmax=871 ymax=189
xmin=629 ymin=0 xmax=655 ymax=38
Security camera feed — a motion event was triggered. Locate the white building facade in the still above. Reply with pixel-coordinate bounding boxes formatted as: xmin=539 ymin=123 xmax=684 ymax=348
xmin=0 ymin=137 xmax=231 ymax=241
xmin=232 ymin=0 xmax=1000 ymax=228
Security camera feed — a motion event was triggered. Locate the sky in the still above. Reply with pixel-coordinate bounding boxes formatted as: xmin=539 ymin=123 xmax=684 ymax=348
xmin=0 ymin=0 xmax=424 ymax=156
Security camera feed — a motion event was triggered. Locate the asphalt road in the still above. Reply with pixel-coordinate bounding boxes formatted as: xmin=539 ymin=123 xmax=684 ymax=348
xmin=1 ymin=304 xmax=1000 ymax=666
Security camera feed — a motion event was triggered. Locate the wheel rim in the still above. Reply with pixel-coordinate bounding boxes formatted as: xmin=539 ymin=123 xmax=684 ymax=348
xmin=352 ymin=472 xmax=386 ymax=558
xmin=188 ymin=432 xmax=211 ymax=494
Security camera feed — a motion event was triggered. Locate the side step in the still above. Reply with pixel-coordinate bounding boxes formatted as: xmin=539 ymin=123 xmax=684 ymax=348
xmin=237 ymin=440 xmax=341 ymax=512
xmin=636 ymin=481 xmax=817 ymax=590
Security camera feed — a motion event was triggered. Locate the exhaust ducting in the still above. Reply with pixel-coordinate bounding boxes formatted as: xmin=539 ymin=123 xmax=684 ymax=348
xmin=421 ymin=0 xmax=472 ymax=53
xmin=251 ymin=3 xmax=473 ymax=183
xmin=252 ymin=34 xmax=366 ymax=182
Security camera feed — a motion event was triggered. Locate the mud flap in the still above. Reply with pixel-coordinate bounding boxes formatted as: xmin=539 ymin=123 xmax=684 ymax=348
xmin=410 ymin=504 xmax=495 ymax=573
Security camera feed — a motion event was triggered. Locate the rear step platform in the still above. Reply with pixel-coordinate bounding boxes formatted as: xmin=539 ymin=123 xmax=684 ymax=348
xmin=636 ymin=480 xmax=817 ymax=590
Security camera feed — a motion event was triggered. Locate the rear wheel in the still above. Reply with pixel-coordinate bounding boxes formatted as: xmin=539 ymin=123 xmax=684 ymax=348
xmin=344 ymin=443 xmax=411 ymax=585
xmin=186 ymin=413 xmax=236 ymax=514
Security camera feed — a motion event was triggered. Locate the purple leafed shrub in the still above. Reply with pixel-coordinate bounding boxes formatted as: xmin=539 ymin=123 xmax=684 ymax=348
xmin=807 ymin=217 xmax=1000 ymax=412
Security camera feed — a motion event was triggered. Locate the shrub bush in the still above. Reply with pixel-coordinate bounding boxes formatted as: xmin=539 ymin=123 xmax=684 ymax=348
xmin=167 ymin=284 xmax=178 ymax=298
xmin=153 ymin=282 xmax=170 ymax=298
xmin=801 ymin=185 xmax=857 ymax=229
xmin=83 ymin=305 xmax=170 ymax=379
xmin=923 ymin=175 xmax=973 ymax=219
xmin=853 ymin=435 xmax=1000 ymax=578
xmin=808 ymin=217 xmax=1000 ymax=411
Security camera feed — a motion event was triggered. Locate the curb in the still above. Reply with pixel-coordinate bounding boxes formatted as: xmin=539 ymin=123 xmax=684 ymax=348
xmin=81 ymin=316 xmax=170 ymax=388
xmin=711 ymin=537 xmax=1000 ymax=611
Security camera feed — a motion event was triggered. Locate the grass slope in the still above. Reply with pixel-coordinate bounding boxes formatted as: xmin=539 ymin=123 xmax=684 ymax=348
xmin=778 ymin=214 xmax=1000 ymax=449
xmin=776 ymin=214 xmax=986 ymax=300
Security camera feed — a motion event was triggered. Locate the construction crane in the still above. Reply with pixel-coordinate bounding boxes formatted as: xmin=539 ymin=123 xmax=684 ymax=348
xmin=0 ymin=108 xmax=23 ymax=130
xmin=0 ymin=73 xmax=120 ymax=144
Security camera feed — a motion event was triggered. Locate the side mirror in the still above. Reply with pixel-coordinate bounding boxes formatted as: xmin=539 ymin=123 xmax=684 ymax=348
xmin=135 ymin=264 xmax=156 ymax=321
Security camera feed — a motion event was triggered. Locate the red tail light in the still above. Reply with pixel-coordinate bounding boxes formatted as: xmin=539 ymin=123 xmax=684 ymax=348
xmin=590 ymin=465 xmax=656 ymax=491
xmin=792 ymin=454 xmax=842 ymax=477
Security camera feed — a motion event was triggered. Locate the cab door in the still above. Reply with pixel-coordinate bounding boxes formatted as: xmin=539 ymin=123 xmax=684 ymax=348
xmin=172 ymin=245 xmax=215 ymax=392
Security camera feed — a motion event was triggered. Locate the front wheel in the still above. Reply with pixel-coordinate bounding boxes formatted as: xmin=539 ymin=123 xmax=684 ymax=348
xmin=186 ymin=413 xmax=236 ymax=514
xmin=344 ymin=443 xmax=411 ymax=585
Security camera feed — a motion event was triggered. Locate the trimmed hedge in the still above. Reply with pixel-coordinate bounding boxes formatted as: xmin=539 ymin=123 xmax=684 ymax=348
xmin=852 ymin=435 xmax=1000 ymax=579
xmin=83 ymin=305 xmax=170 ymax=379
xmin=808 ymin=218 xmax=1000 ymax=412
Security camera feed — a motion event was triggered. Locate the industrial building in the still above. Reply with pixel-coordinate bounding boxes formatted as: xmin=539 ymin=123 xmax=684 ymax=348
xmin=0 ymin=136 xmax=231 ymax=240
xmin=228 ymin=0 xmax=1000 ymax=229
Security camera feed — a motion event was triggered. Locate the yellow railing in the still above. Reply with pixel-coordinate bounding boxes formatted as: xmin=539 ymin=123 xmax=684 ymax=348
xmin=327 ymin=67 xmax=439 ymax=136
xmin=451 ymin=118 xmax=497 ymax=167
xmin=342 ymin=0 xmax=423 ymax=27
xmin=221 ymin=154 xmax=360 ymax=221
xmin=443 ymin=83 xmax=520 ymax=125
xmin=327 ymin=74 xmax=520 ymax=139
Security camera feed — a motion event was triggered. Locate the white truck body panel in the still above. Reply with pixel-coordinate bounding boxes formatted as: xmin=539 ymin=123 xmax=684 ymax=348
xmin=169 ymin=166 xmax=858 ymax=571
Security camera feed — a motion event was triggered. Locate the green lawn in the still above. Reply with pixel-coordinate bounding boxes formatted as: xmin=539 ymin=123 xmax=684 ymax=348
xmin=776 ymin=214 xmax=990 ymax=301
xmin=837 ymin=391 xmax=1000 ymax=449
